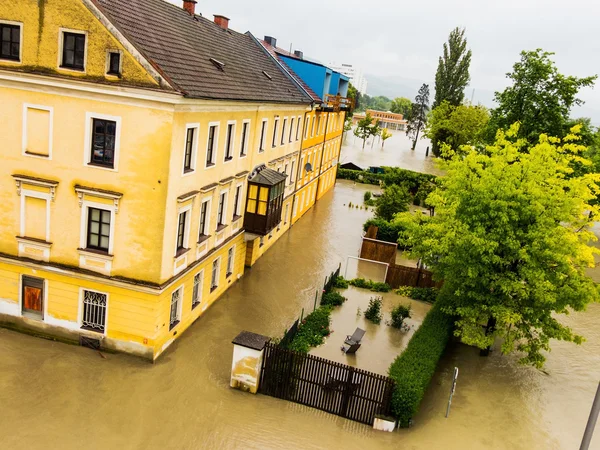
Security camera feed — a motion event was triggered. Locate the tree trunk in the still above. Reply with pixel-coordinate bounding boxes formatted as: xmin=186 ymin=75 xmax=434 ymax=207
xmin=362 ymin=138 xmax=366 ymax=149
xmin=479 ymin=317 xmax=497 ymax=357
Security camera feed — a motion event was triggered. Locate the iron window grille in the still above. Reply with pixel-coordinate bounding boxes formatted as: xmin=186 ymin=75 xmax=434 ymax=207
xmin=81 ymin=290 xmax=107 ymax=333
xmin=0 ymin=24 xmax=20 ymax=61
xmin=227 ymin=247 xmax=234 ymax=276
xmin=62 ymin=32 xmax=85 ymax=70
xmin=184 ymin=127 xmax=195 ymax=171
xmin=176 ymin=211 xmax=187 ymax=251
xmin=169 ymin=288 xmax=181 ymax=330
xmin=91 ymin=118 xmax=116 ymax=167
xmin=87 ymin=207 xmax=111 ymax=252
xmin=240 ymin=122 xmax=248 ymax=156
xmin=107 ymin=52 xmax=121 ymax=75
xmin=225 ymin=123 xmax=234 ymax=161
xmin=206 ymin=125 xmax=217 ymax=166
xmin=192 ymin=273 xmax=202 ymax=309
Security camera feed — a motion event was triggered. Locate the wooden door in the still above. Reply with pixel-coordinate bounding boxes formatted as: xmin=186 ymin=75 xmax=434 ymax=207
xmin=22 ymin=276 xmax=44 ymax=319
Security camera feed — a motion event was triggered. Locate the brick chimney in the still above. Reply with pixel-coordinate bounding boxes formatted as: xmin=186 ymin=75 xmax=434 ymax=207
xmin=214 ymin=15 xmax=230 ymax=30
xmin=264 ymin=36 xmax=277 ymax=47
xmin=182 ymin=0 xmax=196 ymax=15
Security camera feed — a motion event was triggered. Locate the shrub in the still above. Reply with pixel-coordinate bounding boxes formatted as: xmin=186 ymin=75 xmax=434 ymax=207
xmin=288 ymin=306 xmax=332 ymax=353
xmin=395 ymin=286 xmax=438 ymax=304
xmin=347 ymin=278 xmax=392 ymax=293
xmin=321 ymin=291 xmax=347 ymax=307
xmin=333 ymin=276 xmax=349 ymax=289
xmin=364 ymin=296 xmax=383 ymax=324
xmin=364 ymin=191 xmax=372 ymax=202
xmin=388 ymin=302 xmax=454 ymax=427
xmin=390 ymin=303 xmax=412 ymax=328
xmin=362 ymin=217 xmax=410 ymax=247
xmin=337 ymin=168 xmax=385 ymax=185
xmin=371 ymin=281 xmax=392 ymax=292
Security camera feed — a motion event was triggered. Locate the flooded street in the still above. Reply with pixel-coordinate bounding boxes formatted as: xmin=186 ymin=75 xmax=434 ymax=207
xmin=1 ymin=155 xmax=600 ymax=448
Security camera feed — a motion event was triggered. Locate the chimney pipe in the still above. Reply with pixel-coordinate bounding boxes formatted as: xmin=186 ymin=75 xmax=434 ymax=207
xmin=182 ymin=0 xmax=196 ymax=15
xmin=264 ymin=36 xmax=277 ymax=47
xmin=294 ymin=50 xmax=303 ymax=59
xmin=213 ymin=15 xmax=230 ymax=30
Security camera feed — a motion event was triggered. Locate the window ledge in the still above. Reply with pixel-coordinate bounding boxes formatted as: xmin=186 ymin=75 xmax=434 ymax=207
xmin=87 ymin=162 xmax=115 ymax=170
xmin=81 ymin=325 xmax=105 ymax=334
xmin=169 ymin=320 xmax=180 ymax=331
xmin=226 ymin=272 xmax=232 ymax=278
xmin=78 ymin=248 xmax=113 ymax=260
xmin=197 ymin=234 xmax=211 ymax=244
xmin=59 ymin=65 xmax=85 ymax=72
xmin=206 ymin=162 xmax=216 ymax=168
xmin=224 ymin=156 xmax=233 ymax=162
xmin=16 ymin=236 xmax=52 ymax=247
xmin=216 ymin=223 xmax=228 ymax=232
xmin=192 ymin=301 xmax=201 ymax=310
xmin=232 ymin=215 xmax=242 ymax=223
xmin=183 ymin=168 xmax=195 ymax=174
xmin=210 ymin=285 xmax=218 ymax=293
xmin=174 ymin=247 xmax=190 ymax=258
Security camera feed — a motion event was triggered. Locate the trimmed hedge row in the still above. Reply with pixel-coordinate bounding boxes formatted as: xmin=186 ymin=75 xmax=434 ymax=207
xmin=337 ymin=168 xmax=384 ymax=185
xmin=388 ymin=302 xmax=454 ymax=427
xmin=395 ymin=286 xmax=438 ymax=304
xmin=333 ymin=276 xmax=391 ymax=292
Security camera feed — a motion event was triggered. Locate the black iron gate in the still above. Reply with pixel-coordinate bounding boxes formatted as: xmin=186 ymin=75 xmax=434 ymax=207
xmin=259 ymin=343 xmax=395 ymax=425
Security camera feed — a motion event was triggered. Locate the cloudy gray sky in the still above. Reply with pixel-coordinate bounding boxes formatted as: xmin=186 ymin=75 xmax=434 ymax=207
xmin=168 ymin=0 xmax=600 ymax=122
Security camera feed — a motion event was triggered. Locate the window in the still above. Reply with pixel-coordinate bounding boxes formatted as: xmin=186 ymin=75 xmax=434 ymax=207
xmin=316 ymin=116 xmax=321 ymax=136
xmin=192 ymin=271 xmax=203 ymax=309
xmin=284 ymin=164 xmax=288 ymax=177
xmin=183 ymin=127 xmax=196 ymax=172
xmin=22 ymin=276 xmax=44 ymax=320
xmin=107 ymin=51 xmax=121 ymax=75
xmin=0 ymin=23 xmax=20 ymax=61
xmin=310 ymin=116 xmax=315 ymax=137
xmin=217 ymin=192 xmax=227 ymax=226
xmin=61 ymin=31 xmax=85 ymax=70
xmin=199 ymin=199 xmax=210 ymax=239
xmin=284 ymin=204 xmax=289 ymax=224
xmin=289 ymin=118 xmax=294 ymax=143
xmin=176 ymin=211 xmax=187 ymax=252
xmin=86 ymin=207 xmax=111 ymax=252
xmin=226 ymin=246 xmax=235 ymax=277
xmin=211 ymin=258 xmax=220 ymax=291
xmin=259 ymin=120 xmax=267 ymax=152
xmin=296 ymin=116 xmax=301 ymax=140
xmin=240 ymin=121 xmax=249 ymax=157
xmin=281 ymin=118 xmax=287 ymax=145
xmin=233 ymin=185 xmax=242 ymax=219
xmin=224 ymin=123 xmax=234 ymax=161
xmin=206 ymin=125 xmax=217 ymax=167
xmin=290 ymin=161 xmax=295 ymax=185
xmin=81 ymin=289 xmax=107 ymax=333
xmin=304 ymin=117 xmax=309 ymax=139
xmin=272 ymin=118 xmax=279 ymax=148
xmin=91 ymin=118 xmax=116 ymax=168
xmin=169 ymin=288 xmax=181 ymax=330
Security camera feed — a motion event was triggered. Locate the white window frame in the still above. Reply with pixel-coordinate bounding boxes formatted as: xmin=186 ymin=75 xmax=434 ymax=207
xmin=192 ymin=270 xmax=204 ymax=309
xmin=78 ymin=287 xmax=109 ymax=336
xmin=79 ymin=200 xmax=116 ymax=255
xmin=304 ymin=116 xmax=309 ymax=139
xmin=105 ymin=49 xmax=123 ymax=76
xmin=19 ymin=275 xmax=48 ymax=321
xmin=83 ymin=112 xmax=122 ymax=172
xmin=217 ymin=189 xmax=228 ymax=227
xmin=182 ymin=123 xmax=200 ymax=176
xmin=198 ymin=197 xmax=212 ymax=238
xmin=233 ymin=183 xmax=243 ymax=217
xmin=224 ymin=120 xmax=236 ymax=162
xmin=290 ymin=161 xmax=295 ymax=185
xmin=281 ymin=117 xmax=288 ymax=146
xmin=272 ymin=117 xmax=279 ymax=148
xmin=226 ymin=245 xmax=235 ymax=276
xmin=19 ymin=189 xmax=51 ymax=242
xmin=289 ymin=117 xmax=294 ymax=143
xmin=22 ymin=103 xmax=54 ymax=160
xmin=175 ymin=203 xmax=192 ymax=255
xmin=57 ymin=28 xmax=88 ymax=73
xmin=0 ymin=20 xmax=23 ymax=64
xmin=211 ymin=257 xmax=221 ymax=290
xmin=205 ymin=121 xmax=219 ymax=168
xmin=296 ymin=115 xmax=302 ymax=140
xmin=259 ymin=118 xmax=268 ymax=153
xmin=169 ymin=286 xmax=183 ymax=330
xmin=240 ymin=119 xmax=250 ymax=158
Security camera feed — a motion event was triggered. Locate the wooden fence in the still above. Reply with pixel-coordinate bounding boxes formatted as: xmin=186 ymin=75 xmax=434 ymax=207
xmin=259 ymin=343 xmax=396 ymax=425
xmin=359 ymin=237 xmax=397 ymax=266
xmin=385 ymin=264 xmax=440 ymax=289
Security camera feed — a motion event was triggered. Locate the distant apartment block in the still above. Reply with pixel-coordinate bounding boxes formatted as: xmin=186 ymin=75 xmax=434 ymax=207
xmin=328 ymin=62 xmax=368 ymax=95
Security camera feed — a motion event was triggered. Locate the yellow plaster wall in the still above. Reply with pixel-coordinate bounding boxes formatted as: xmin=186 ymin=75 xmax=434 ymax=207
xmin=0 ymin=0 xmax=158 ymax=87
xmin=0 ymin=86 xmax=174 ymax=282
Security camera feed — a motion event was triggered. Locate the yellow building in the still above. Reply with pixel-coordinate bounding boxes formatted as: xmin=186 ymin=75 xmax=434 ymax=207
xmin=0 ymin=0 xmax=316 ymax=360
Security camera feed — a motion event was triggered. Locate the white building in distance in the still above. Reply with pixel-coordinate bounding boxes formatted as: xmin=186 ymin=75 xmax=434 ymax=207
xmin=328 ymin=62 xmax=368 ymax=95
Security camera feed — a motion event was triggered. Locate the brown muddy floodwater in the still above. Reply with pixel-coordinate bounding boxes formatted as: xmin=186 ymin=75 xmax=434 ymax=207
xmin=1 ymin=180 xmax=599 ymax=450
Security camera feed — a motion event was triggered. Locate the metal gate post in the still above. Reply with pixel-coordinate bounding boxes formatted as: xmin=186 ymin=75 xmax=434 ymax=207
xmin=340 ymin=367 xmax=355 ymax=418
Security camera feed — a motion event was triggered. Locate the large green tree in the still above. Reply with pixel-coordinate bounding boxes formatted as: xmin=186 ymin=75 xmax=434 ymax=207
xmin=375 ymin=184 xmax=411 ymax=221
xmin=425 ymin=101 xmax=489 ymax=157
xmin=396 ymin=124 xmax=600 ymax=367
xmin=487 ymin=49 xmax=597 ymax=145
xmin=433 ymin=27 xmax=472 ymax=108
xmin=406 ymin=84 xmax=430 ymax=150
xmin=390 ymin=97 xmax=413 ymax=117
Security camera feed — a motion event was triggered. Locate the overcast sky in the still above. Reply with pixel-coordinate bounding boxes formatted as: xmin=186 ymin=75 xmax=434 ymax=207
xmin=168 ymin=0 xmax=600 ymax=122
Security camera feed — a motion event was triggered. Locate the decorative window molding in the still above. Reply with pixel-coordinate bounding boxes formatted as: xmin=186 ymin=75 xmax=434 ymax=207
xmin=75 ymin=185 xmax=122 ymax=213
xmin=177 ymin=190 xmax=199 ymax=203
xmin=13 ymin=174 xmax=58 ymax=201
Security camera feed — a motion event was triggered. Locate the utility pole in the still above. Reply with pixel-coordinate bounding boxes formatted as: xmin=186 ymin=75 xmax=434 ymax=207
xmin=580 ymin=382 xmax=600 ymax=450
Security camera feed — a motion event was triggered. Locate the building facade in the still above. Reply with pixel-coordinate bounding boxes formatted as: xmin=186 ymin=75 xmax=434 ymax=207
xmin=328 ymin=62 xmax=368 ymax=95
xmin=352 ymin=109 xmax=407 ymax=131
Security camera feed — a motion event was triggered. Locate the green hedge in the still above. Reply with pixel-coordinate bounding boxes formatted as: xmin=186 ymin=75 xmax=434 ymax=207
xmin=337 ymin=168 xmax=384 ymax=185
xmin=395 ymin=286 xmax=438 ymax=303
xmin=388 ymin=302 xmax=454 ymax=427
xmin=363 ymin=217 xmax=408 ymax=245
xmin=287 ymin=306 xmax=333 ymax=353
xmin=321 ymin=291 xmax=347 ymax=307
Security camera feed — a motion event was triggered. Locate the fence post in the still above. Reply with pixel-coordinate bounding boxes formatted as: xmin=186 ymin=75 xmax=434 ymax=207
xmin=340 ymin=367 xmax=355 ymax=418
